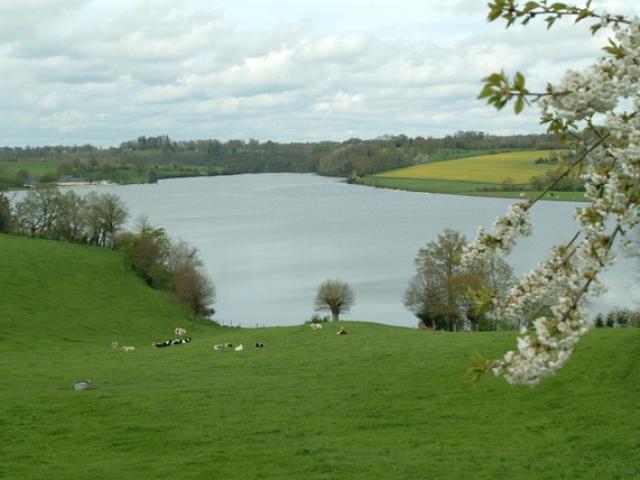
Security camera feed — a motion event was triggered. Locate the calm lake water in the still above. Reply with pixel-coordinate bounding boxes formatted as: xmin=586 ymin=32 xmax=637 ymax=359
xmin=65 ymin=174 xmax=637 ymax=327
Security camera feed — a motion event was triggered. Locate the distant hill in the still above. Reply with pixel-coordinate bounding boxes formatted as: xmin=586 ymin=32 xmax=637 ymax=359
xmin=379 ymin=150 xmax=557 ymax=184
xmin=358 ymin=149 xmax=587 ymax=201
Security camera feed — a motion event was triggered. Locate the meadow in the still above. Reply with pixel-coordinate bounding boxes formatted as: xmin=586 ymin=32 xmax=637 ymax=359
xmin=0 ymin=159 xmax=63 ymax=178
xmin=380 ymin=150 xmax=557 ymax=184
xmin=1 ymin=234 xmax=638 ymax=479
xmin=357 ymin=150 xmax=587 ymax=200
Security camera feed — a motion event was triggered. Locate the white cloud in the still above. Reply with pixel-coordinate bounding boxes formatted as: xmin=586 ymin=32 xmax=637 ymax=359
xmin=313 ymin=92 xmax=364 ymax=113
xmin=0 ymin=0 xmax=631 ymax=145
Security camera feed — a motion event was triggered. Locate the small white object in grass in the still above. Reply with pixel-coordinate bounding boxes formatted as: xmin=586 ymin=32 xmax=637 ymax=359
xmin=175 ymin=327 xmax=187 ymax=336
xmin=235 ymin=344 xmax=244 ymax=352
xmin=74 ymin=380 xmax=92 ymax=391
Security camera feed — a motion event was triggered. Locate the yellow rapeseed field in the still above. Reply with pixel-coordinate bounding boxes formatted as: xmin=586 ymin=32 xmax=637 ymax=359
xmin=379 ymin=150 xmax=560 ymax=184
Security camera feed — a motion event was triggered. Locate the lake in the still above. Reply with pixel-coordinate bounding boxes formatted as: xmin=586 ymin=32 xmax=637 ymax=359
xmin=67 ymin=174 xmax=637 ymax=327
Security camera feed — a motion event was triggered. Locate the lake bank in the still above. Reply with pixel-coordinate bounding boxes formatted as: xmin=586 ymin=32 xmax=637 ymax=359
xmin=54 ymin=173 xmax=635 ymax=327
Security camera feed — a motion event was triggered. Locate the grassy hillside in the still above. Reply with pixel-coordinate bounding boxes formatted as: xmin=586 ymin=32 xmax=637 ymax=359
xmin=1 ymin=234 xmax=638 ymax=479
xmin=380 ymin=150 xmax=557 ymax=184
xmin=0 ymin=234 xmax=191 ymax=351
xmin=357 ymin=150 xmax=587 ymax=201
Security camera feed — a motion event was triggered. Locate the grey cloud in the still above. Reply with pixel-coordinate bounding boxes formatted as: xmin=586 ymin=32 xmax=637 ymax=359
xmin=0 ymin=0 xmax=625 ymax=146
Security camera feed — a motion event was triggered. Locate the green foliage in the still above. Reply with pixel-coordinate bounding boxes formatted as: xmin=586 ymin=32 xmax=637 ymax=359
xmin=12 ymin=188 xmax=129 ymax=247
xmin=405 ymin=229 xmax=515 ymax=331
xmin=478 ymin=70 xmax=530 ymax=113
xmin=305 ymin=313 xmax=331 ymax=324
xmin=1 ymin=233 xmax=639 ymax=478
xmin=0 ymin=193 xmax=11 ymax=233
xmin=594 ymin=308 xmax=640 ymax=328
xmin=0 ymin=133 xmax=563 ymax=192
xmin=121 ymin=222 xmax=173 ymax=289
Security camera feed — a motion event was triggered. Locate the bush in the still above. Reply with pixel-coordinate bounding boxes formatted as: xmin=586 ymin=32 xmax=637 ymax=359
xmin=305 ymin=313 xmax=330 ymax=324
xmin=594 ymin=308 xmax=640 ymax=328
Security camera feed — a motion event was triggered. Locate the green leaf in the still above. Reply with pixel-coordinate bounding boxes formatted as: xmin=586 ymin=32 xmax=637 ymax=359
xmin=485 ymin=72 xmax=504 ymax=84
xmin=575 ymin=9 xmax=591 ymax=23
xmin=545 ymin=16 xmax=557 ymax=29
xmin=514 ymin=71 xmax=526 ymax=90
xmin=514 ymin=96 xmax=525 ymax=114
xmin=477 ymin=84 xmax=495 ymax=100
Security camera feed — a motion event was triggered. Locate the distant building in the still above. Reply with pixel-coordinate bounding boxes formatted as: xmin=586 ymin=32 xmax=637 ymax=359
xmin=57 ymin=175 xmax=89 ymax=186
xmin=23 ymin=178 xmax=40 ymax=188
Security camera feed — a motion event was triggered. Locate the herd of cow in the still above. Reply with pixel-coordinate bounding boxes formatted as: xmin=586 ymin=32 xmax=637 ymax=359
xmin=111 ymin=323 xmax=348 ymax=353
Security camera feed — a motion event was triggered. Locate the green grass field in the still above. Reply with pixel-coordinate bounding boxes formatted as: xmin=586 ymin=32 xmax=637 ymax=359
xmin=0 ymin=159 xmax=63 ymax=178
xmin=1 ymin=234 xmax=638 ymax=479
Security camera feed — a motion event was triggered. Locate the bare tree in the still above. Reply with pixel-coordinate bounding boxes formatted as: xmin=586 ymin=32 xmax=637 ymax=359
xmin=173 ymin=264 xmax=216 ymax=320
xmin=55 ymin=191 xmax=87 ymax=242
xmin=85 ymin=192 xmax=128 ymax=247
xmin=314 ymin=279 xmax=355 ymax=321
xmin=98 ymin=193 xmax=128 ymax=248
xmin=167 ymin=241 xmax=215 ymax=320
xmin=14 ymin=186 xmax=62 ymax=238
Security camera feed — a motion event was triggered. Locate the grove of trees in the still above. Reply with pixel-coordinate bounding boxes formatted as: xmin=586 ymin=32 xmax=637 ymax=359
xmin=3 ymin=189 xmax=216 ymax=322
xmin=404 ymin=229 xmax=515 ymax=332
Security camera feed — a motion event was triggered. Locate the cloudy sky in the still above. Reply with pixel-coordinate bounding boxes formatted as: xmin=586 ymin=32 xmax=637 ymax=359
xmin=0 ymin=0 xmax=637 ymax=146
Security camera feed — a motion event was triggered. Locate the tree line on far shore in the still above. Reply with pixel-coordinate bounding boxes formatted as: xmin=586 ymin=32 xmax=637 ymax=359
xmin=0 ymin=131 xmax=562 ymax=190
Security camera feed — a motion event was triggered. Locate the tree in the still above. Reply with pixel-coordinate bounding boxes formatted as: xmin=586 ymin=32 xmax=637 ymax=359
xmin=171 ymin=244 xmax=216 ymax=320
xmin=314 ymin=279 xmax=354 ymax=321
xmin=56 ymin=162 xmax=73 ymax=178
xmin=85 ymin=192 xmax=128 ymax=248
xmin=0 ymin=193 xmax=12 ymax=233
xmin=464 ymin=2 xmax=640 ymax=385
xmin=14 ymin=186 xmax=62 ymax=238
xmin=55 ymin=191 xmax=87 ymax=242
xmin=123 ymin=216 xmax=172 ymax=288
xmin=404 ymin=229 xmax=514 ymax=331
xmin=405 ymin=229 xmax=467 ymax=331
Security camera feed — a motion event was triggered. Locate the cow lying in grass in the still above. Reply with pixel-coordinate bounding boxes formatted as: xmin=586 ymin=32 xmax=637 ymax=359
xmin=175 ymin=327 xmax=187 ymax=336
xmin=111 ymin=341 xmax=135 ymax=352
xmin=310 ymin=323 xmax=323 ymax=330
xmin=213 ymin=342 xmax=259 ymax=351
xmin=153 ymin=337 xmax=192 ymax=348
